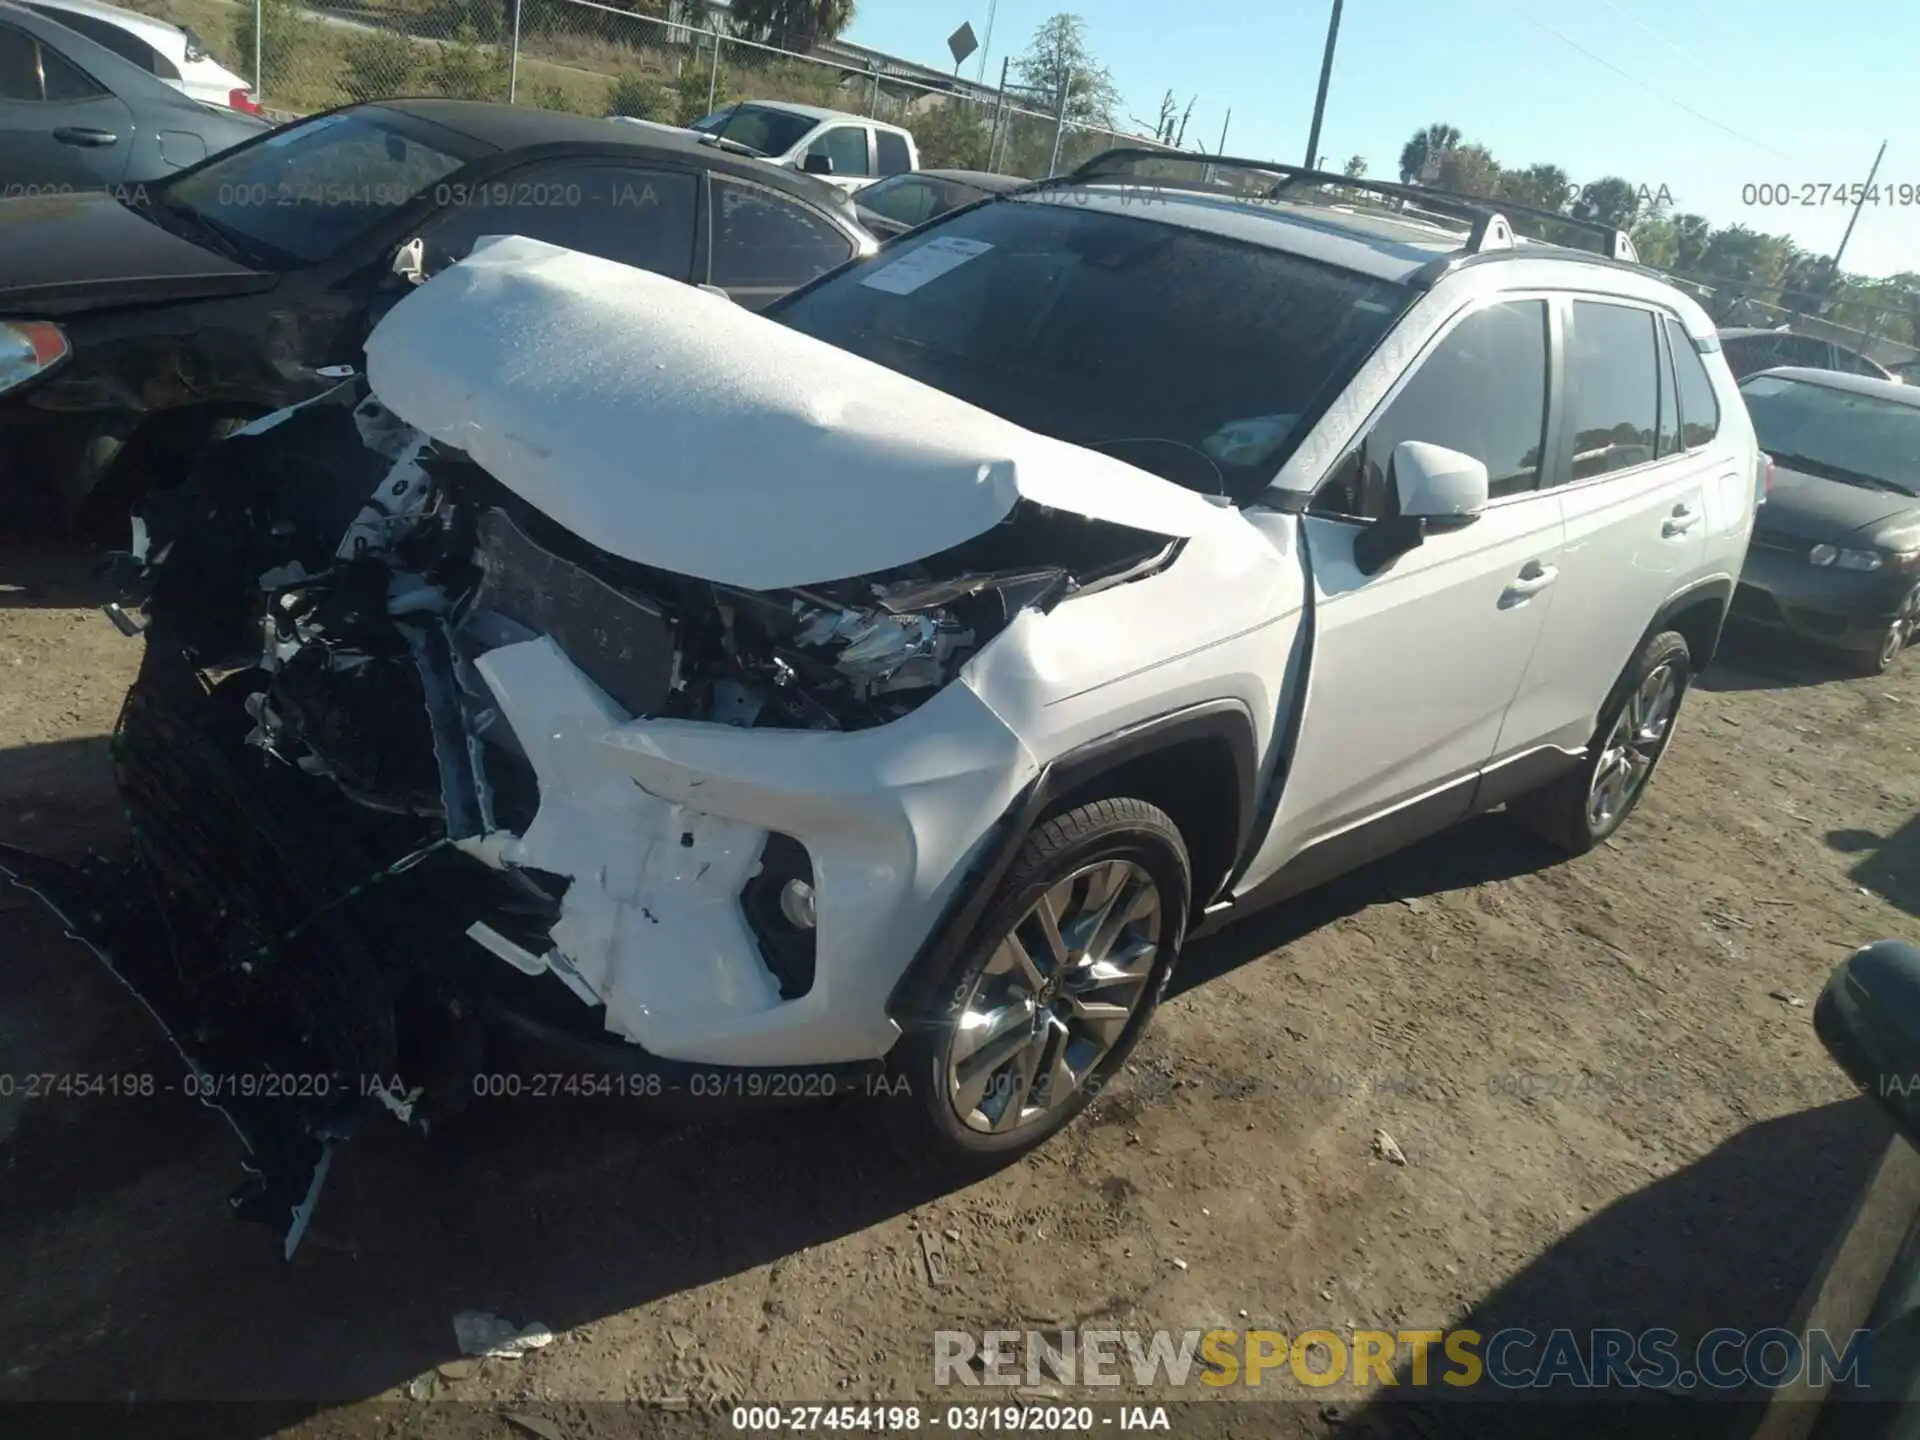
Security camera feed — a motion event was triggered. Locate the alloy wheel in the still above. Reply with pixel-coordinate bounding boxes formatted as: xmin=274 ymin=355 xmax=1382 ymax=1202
xmin=946 ymin=858 xmax=1164 ymax=1135
xmin=1880 ymin=588 xmax=1920 ymax=669
xmin=1587 ymin=661 xmax=1681 ymax=833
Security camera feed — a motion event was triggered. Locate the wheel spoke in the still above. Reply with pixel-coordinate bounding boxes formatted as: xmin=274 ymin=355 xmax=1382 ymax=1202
xmin=989 ymin=1035 xmax=1045 ymax=1131
xmin=1064 ymin=992 xmax=1133 ymax=1046
xmin=1085 ymin=872 xmax=1157 ymax=966
xmin=950 ymin=997 xmax=1036 ymax=1068
xmin=1031 ymin=885 xmax=1073 ymax=974
xmin=994 ymin=932 xmax=1047 ymax=994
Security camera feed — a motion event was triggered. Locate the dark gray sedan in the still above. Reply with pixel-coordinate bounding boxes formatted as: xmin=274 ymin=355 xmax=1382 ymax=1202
xmin=1732 ymin=367 xmax=1920 ymax=673
xmin=0 ymin=0 xmax=267 ymax=192
xmin=852 ymin=167 xmax=1029 ymax=239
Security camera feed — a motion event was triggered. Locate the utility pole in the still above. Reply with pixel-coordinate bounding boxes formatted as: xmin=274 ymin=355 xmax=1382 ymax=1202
xmin=977 ymin=0 xmax=998 ymax=84
xmin=1216 ymin=108 xmax=1230 ymax=155
xmin=1303 ymin=0 xmax=1344 ymax=168
xmin=1830 ymin=139 xmax=1888 ymax=278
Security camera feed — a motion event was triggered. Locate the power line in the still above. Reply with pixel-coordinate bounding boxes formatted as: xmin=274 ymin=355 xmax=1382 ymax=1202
xmin=1509 ymin=7 xmax=1804 ymax=164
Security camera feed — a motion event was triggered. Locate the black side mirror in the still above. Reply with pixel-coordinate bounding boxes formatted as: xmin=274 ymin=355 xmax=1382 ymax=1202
xmin=1816 ymin=940 xmax=1920 ymax=1147
xmin=801 ymin=153 xmax=835 ymax=176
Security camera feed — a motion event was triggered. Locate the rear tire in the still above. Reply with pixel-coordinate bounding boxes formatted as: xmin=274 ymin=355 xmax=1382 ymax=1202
xmin=881 ymin=797 xmax=1190 ymax=1169
xmin=1510 ymin=630 xmax=1691 ymax=855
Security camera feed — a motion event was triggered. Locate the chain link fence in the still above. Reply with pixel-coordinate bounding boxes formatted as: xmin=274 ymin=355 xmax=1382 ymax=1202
xmin=114 ymin=0 xmax=1177 ymax=172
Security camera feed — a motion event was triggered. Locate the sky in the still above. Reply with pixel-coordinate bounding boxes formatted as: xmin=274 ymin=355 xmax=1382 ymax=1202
xmin=843 ymin=0 xmax=1917 ymax=281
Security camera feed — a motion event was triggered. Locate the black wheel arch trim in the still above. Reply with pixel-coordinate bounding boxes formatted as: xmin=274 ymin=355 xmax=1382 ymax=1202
xmin=1650 ymin=573 xmax=1735 ymax=671
xmin=884 ymin=699 xmax=1258 ymax=1026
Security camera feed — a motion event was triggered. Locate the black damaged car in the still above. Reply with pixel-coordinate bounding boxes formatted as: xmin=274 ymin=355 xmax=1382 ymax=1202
xmin=0 ymin=96 xmax=874 ymax=530
xmin=1731 ymin=368 xmax=1920 ymax=674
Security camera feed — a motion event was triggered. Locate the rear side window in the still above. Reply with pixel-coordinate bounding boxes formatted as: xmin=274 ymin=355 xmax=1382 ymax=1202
xmin=860 ymin=176 xmax=941 ymax=227
xmin=710 ymin=175 xmax=855 ymax=307
xmin=29 ymin=6 xmax=176 ymax=76
xmin=39 ymin=40 xmax=101 ymax=98
xmin=875 ymin=130 xmax=911 ymax=176
xmin=1316 ymin=299 xmax=1549 ymax=518
xmin=1564 ymin=301 xmax=1660 ymax=480
xmin=0 ymin=23 xmax=41 ymax=98
xmin=1665 ymin=318 xmax=1720 ymax=449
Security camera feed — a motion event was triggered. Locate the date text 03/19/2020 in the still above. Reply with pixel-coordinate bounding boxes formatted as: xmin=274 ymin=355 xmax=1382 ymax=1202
xmin=729 ymin=1405 xmax=1173 ymax=1432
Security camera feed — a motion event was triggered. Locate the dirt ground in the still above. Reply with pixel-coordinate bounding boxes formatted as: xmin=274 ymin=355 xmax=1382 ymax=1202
xmin=3 ymin=538 xmax=1919 ymax=1437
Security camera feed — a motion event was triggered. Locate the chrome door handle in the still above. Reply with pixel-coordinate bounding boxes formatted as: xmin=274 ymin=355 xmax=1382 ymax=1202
xmin=1501 ymin=560 xmax=1559 ymax=606
xmin=1663 ymin=504 xmax=1701 ymax=537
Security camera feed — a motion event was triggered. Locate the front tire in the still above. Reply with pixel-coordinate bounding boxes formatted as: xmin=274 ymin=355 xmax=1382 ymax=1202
xmin=1511 ymin=630 xmax=1691 ymax=855
xmin=883 ymin=797 xmax=1190 ymax=1166
xmin=1854 ymin=586 xmax=1920 ymax=675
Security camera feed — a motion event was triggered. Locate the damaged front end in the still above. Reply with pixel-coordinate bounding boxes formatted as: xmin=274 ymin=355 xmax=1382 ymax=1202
xmin=8 ymin=371 xmax=1180 ymax=1253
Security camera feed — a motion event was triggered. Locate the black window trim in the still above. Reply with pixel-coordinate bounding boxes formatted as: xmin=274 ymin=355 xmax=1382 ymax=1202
xmin=1663 ymin=311 xmax=1722 ymax=455
xmin=1307 ymin=290 xmax=1560 ymax=523
xmin=1546 ymin=293 xmax=1702 ymax=494
xmin=1652 ymin=305 xmax=1681 ymax=461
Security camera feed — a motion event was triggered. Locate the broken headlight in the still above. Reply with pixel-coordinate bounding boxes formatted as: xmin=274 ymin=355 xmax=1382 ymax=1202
xmin=703 ymin=566 xmax=1067 ymax=731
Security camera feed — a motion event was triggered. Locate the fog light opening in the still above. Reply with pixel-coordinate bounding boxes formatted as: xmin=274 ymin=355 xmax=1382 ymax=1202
xmin=779 ymin=877 xmax=817 ymax=930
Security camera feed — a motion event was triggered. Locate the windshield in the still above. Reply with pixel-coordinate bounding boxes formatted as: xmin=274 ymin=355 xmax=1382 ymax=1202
xmin=1742 ymin=375 xmax=1920 ymax=496
xmin=771 ymin=196 xmax=1410 ymax=496
xmin=690 ymin=104 xmax=817 ymax=158
xmin=154 ymin=109 xmax=474 ymax=268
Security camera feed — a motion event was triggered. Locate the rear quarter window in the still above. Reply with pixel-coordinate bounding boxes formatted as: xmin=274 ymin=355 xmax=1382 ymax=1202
xmin=1665 ymin=318 xmax=1721 ymax=449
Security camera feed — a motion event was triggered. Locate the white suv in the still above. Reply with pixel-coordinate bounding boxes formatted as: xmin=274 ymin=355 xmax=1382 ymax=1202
xmin=68 ymin=152 xmax=1759 ymax=1234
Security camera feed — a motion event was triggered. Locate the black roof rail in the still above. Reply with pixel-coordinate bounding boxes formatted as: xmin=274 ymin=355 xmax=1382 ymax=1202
xmin=1056 ymin=148 xmax=1639 ymax=264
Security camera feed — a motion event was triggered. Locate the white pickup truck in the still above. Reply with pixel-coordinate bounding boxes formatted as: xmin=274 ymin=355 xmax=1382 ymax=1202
xmin=615 ymin=100 xmax=918 ymax=194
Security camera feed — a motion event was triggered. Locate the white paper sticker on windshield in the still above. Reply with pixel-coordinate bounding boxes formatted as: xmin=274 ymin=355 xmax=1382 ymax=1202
xmin=1742 ymin=377 xmax=1790 ymax=396
xmin=860 ymin=237 xmax=994 ymax=295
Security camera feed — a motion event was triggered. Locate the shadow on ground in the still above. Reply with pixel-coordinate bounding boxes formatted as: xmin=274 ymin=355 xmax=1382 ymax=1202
xmin=1698 ymin=628 xmax=1875 ymax=694
xmin=1830 ymin=817 xmax=1920 ymax=922
xmin=0 ymin=542 xmax=118 ymax=611
xmin=0 ymin=744 xmax=1568 ymax=1423
xmin=1333 ymin=1099 xmax=1896 ymax=1440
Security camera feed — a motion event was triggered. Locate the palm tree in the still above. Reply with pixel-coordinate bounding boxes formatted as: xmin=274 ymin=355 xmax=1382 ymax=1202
xmin=728 ymin=0 xmax=857 ymax=52
xmin=1397 ymin=122 xmax=1460 ymax=184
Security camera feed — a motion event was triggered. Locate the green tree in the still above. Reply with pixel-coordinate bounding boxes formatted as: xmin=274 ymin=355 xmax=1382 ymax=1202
xmin=340 ymin=29 xmax=422 ymax=102
xmin=426 ymin=25 xmax=506 ymax=99
xmin=672 ymin=47 xmax=730 ymax=125
xmin=1342 ymin=154 xmax=1367 ymax=178
xmin=1571 ymin=175 xmax=1647 ymax=231
xmin=914 ymin=99 xmax=993 ymax=170
xmin=1397 ymin=122 xmax=1460 ymax=184
xmin=230 ymin=0 xmax=319 ymax=91
xmin=726 ymin=0 xmax=855 ymax=51
xmin=1497 ymin=162 xmax=1570 ymax=212
xmin=607 ymin=70 xmax=671 ymax=119
xmin=1432 ymin=143 xmax=1500 ymax=197
xmin=1014 ymin=13 xmax=1121 ymax=129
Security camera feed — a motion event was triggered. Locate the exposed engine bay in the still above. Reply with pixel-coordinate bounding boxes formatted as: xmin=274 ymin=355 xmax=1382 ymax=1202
xmin=1 ymin=374 xmax=1182 ymax=1254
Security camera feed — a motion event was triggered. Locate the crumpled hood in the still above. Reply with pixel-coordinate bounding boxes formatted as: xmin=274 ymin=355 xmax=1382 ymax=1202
xmin=361 ymin=235 xmax=1222 ymax=589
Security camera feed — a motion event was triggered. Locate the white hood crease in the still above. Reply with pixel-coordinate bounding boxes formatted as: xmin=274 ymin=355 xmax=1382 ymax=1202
xmin=361 ymin=234 xmax=1221 ymax=590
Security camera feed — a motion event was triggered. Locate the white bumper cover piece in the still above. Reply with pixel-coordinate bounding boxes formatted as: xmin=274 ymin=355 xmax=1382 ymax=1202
xmin=472 ymin=637 xmax=1038 ymax=1066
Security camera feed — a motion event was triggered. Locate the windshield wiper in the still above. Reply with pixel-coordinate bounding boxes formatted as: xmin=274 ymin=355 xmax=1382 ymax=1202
xmin=1768 ymin=451 xmax=1915 ymax=496
xmin=698 ymin=132 xmax=765 ymax=159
